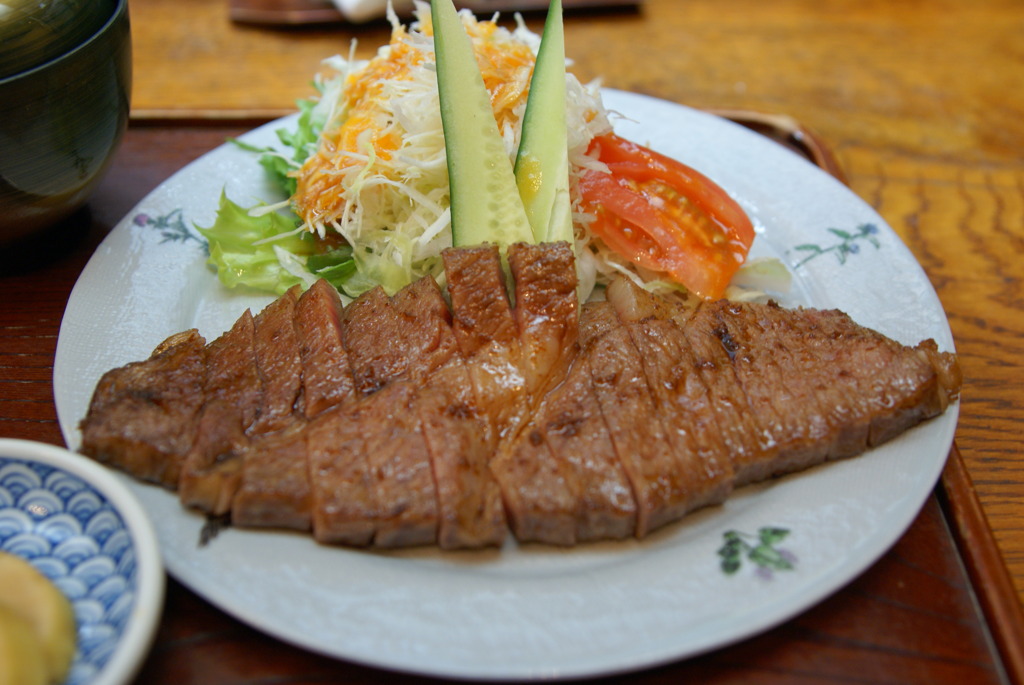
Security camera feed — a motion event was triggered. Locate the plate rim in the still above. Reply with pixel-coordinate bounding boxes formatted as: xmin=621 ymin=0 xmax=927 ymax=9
xmin=52 ymin=91 xmax=959 ymax=680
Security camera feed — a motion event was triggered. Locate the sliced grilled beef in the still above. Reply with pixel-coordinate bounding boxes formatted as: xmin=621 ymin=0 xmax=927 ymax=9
xmin=361 ymin=381 xmax=439 ymax=549
xmin=226 ymin=286 xmax=310 ymax=529
xmin=232 ymin=423 xmax=311 ymax=530
xmin=490 ymin=408 xmax=578 ymax=545
xmin=686 ymin=298 xmax=796 ymax=485
xmin=79 ymin=242 xmax=962 ymax=550
xmin=392 ymin=277 xmax=508 ymax=549
xmin=669 ymin=299 xmax=775 ymax=482
xmin=507 ymin=242 xmax=579 ymax=398
xmin=178 ymin=310 xmax=262 ymax=515
xmin=79 ymin=329 xmax=207 ymax=488
xmin=744 ymin=301 xmax=955 ymax=463
xmin=250 ymin=285 xmax=303 ymax=435
xmin=415 ymin=363 xmax=507 ymax=549
xmin=389 ymin=276 xmax=463 ymax=382
xmin=306 ymin=399 xmax=376 ymax=546
xmin=499 ymin=348 xmax=637 ymax=544
xmin=579 ymin=302 xmax=731 ymax=537
xmin=340 ymin=286 xmax=399 ymax=396
xmin=443 ymin=245 xmax=527 ymax=442
xmin=477 ymin=242 xmax=598 ymax=545
xmin=294 ymin=278 xmax=355 ymax=417
xmin=343 ymin=276 xmax=462 ymax=392
xmin=227 ymin=284 xmax=334 ymax=527
xmin=606 ymin=282 xmax=736 ymax=510
xmin=450 ymin=242 xmax=595 ymax=546
xmin=307 ymin=381 xmax=438 ymax=547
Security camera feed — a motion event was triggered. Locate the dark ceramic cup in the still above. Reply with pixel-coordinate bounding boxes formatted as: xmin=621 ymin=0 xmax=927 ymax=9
xmin=0 ymin=0 xmax=116 ymax=80
xmin=0 ymin=0 xmax=131 ymax=246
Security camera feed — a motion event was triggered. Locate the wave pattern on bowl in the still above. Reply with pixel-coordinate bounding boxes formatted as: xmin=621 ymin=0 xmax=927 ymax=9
xmin=0 ymin=458 xmax=138 ymax=685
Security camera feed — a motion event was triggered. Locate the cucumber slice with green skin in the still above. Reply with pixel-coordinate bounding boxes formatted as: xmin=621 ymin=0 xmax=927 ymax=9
xmin=432 ymin=0 xmax=534 ymax=248
xmin=514 ymin=0 xmax=573 ymax=245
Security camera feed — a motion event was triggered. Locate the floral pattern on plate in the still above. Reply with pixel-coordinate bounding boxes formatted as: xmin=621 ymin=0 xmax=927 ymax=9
xmin=52 ymin=90 xmax=958 ymax=681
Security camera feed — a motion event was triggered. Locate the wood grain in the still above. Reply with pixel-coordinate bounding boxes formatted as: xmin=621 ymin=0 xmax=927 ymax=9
xmin=942 ymin=446 xmax=1024 ymax=683
xmin=0 ymin=118 xmax=1015 ymax=685
xmin=127 ymin=498 xmax=1003 ymax=685
xmin=127 ymin=0 xmax=1024 ymax=608
xmin=3 ymin=0 xmax=1023 ymax=679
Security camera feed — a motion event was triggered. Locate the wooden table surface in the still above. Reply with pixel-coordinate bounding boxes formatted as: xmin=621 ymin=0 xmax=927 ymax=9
xmin=3 ymin=0 xmax=1023 ymax=682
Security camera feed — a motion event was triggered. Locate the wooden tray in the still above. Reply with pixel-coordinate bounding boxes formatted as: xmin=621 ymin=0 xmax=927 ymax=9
xmin=2 ymin=111 xmax=1021 ymax=683
xmin=712 ymin=114 xmax=1024 ymax=680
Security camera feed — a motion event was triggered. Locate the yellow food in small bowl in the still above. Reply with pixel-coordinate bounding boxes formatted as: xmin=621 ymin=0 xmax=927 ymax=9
xmin=0 ymin=552 xmax=76 ymax=685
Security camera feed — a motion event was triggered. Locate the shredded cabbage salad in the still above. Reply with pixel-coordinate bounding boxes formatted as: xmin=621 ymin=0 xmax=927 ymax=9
xmin=202 ymin=3 xmax=619 ymax=301
xmin=200 ymin=2 xmax=787 ymax=302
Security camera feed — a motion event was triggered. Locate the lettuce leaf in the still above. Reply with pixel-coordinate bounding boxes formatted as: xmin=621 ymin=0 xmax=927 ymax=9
xmin=229 ymin=98 xmax=321 ymax=197
xmin=197 ymin=192 xmax=354 ymax=296
xmin=307 ymin=247 xmax=358 ymax=291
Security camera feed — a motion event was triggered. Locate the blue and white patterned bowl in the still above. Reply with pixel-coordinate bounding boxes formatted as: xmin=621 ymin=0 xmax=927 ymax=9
xmin=0 ymin=439 xmax=163 ymax=685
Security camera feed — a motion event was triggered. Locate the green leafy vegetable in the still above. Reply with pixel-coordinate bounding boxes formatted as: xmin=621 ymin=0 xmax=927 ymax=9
xmin=197 ymin=192 xmax=356 ymax=295
xmin=306 ymin=246 xmax=357 ymax=290
xmin=717 ymin=527 xmax=796 ymax=578
xmin=230 ymin=98 xmax=321 ymax=197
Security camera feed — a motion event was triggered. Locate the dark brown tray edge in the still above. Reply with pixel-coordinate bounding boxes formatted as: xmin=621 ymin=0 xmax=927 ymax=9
xmin=130 ymin=109 xmax=295 ymax=126
xmin=701 ymin=110 xmax=1024 ymax=682
xmin=738 ymin=107 xmax=1024 ymax=679
xmin=940 ymin=445 xmax=1024 ymax=685
xmin=126 ymin=107 xmax=841 ymax=186
xmin=706 ymin=107 xmax=847 ymax=184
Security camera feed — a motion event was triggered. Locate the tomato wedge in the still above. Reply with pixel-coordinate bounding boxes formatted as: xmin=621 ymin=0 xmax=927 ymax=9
xmin=578 ymin=133 xmax=755 ymax=299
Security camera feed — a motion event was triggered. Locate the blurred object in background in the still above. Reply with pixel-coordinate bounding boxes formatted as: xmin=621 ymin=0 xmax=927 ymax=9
xmin=230 ymin=0 xmax=641 ymax=25
xmin=0 ymin=0 xmax=114 ymax=79
xmin=0 ymin=0 xmax=131 ymax=252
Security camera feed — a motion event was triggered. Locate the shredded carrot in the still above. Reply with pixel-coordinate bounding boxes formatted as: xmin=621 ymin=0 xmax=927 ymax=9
xmin=292 ymin=15 xmax=536 ymax=230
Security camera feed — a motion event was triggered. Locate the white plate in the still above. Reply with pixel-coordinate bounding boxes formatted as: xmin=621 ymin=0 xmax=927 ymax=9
xmin=53 ymin=89 xmax=959 ymax=680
